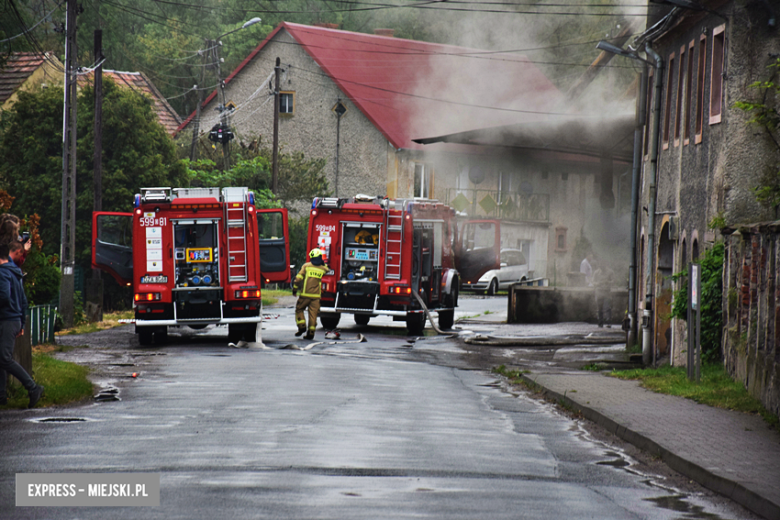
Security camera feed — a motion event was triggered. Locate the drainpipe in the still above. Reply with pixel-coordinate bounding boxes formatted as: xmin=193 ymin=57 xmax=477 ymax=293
xmin=643 ymin=43 xmax=663 ymax=366
xmin=628 ymin=65 xmax=648 ymax=350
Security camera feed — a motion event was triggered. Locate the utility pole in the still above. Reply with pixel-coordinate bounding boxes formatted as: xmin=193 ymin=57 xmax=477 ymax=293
xmin=214 ymin=40 xmax=231 ymax=171
xmin=87 ymin=28 xmax=104 ymax=323
xmin=272 ymin=57 xmax=280 ymax=194
xmin=60 ymin=0 xmax=78 ymax=328
xmin=189 ymin=41 xmax=208 ymax=162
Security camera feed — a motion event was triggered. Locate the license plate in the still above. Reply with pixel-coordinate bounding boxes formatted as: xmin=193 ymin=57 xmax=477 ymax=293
xmin=141 ymin=275 xmax=168 ymax=284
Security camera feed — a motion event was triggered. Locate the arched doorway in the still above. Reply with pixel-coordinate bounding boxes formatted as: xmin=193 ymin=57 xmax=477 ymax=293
xmin=655 ymin=222 xmax=675 ymax=360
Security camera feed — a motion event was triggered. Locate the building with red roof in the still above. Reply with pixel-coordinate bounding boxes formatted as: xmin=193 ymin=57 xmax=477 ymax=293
xmin=178 ymin=23 xmax=636 ymax=281
xmin=0 ymin=52 xmax=64 ymax=111
xmin=177 ymin=22 xmax=565 ymax=201
xmin=79 ymin=70 xmax=182 ymax=136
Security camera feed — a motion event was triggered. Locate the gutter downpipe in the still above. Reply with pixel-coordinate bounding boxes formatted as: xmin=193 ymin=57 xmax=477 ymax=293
xmin=643 ymin=42 xmax=663 ymax=366
xmin=628 ymin=65 xmax=648 ymax=350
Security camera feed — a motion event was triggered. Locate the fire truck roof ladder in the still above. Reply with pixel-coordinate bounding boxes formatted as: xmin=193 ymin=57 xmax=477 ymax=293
xmin=383 ymin=202 xmax=406 ymax=280
xmin=223 ymin=187 xmax=249 ymax=283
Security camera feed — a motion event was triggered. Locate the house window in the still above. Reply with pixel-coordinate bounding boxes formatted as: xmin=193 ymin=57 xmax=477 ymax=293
xmin=709 ymin=24 xmax=726 ymax=125
xmin=555 ymin=227 xmax=567 ymax=252
xmin=414 ymin=163 xmax=433 ymax=198
xmin=695 ymin=34 xmax=707 ymax=143
xmin=644 ymin=68 xmax=654 ymax=157
xmin=684 ymin=39 xmax=695 ymax=145
xmin=662 ymin=52 xmax=675 ymax=150
xmin=674 ymin=45 xmax=685 ymax=147
xmin=279 ymin=91 xmax=295 ymax=115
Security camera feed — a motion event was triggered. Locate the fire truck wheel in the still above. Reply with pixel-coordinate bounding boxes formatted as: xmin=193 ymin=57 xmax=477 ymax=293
xmin=138 ymin=330 xmax=153 ymax=346
xmin=406 ymin=313 xmax=425 ymax=335
xmin=354 ymin=314 xmax=370 ymax=326
xmin=319 ymin=313 xmax=341 ymax=330
xmin=228 ymin=324 xmax=244 ymax=344
xmin=438 ymin=309 xmax=454 ymax=330
xmin=242 ymin=325 xmax=258 ymax=342
xmin=154 ymin=329 xmax=168 ymax=344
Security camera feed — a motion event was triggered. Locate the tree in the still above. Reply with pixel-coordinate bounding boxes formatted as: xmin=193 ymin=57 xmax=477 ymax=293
xmin=0 ymin=78 xmax=188 ymax=271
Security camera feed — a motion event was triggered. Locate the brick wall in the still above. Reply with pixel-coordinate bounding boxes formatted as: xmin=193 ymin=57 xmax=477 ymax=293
xmin=724 ymin=225 xmax=780 ymax=420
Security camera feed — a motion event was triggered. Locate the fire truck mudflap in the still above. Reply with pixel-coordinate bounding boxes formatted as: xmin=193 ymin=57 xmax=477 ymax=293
xmin=92 ymin=187 xmax=290 ymax=345
xmin=307 ymin=195 xmax=499 ymax=334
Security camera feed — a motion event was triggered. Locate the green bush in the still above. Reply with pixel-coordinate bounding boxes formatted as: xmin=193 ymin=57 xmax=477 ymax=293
xmin=670 ymin=242 xmax=724 ymax=362
xmin=23 ymin=249 xmax=61 ymax=306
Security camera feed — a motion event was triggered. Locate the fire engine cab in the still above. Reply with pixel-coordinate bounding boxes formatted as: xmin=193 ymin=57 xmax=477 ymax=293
xmin=308 ymin=195 xmax=500 ymax=334
xmin=92 ymin=187 xmax=290 ymax=345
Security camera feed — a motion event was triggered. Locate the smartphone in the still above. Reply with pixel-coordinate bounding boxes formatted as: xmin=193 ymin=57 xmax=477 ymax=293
xmin=21 ymin=232 xmax=30 ymax=243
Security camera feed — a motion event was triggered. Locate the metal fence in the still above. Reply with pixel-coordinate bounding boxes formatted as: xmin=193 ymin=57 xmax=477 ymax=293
xmin=27 ymin=305 xmax=57 ymax=346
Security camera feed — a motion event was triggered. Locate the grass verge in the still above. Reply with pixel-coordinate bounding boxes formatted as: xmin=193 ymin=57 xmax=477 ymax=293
xmin=609 ymin=364 xmax=779 ymax=429
xmin=57 ymin=310 xmax=134 ymax=336
xmin=1 ymin=352 xmax=93 ymax=409
xmin=262 ymin=288 xmax=294 ymax=306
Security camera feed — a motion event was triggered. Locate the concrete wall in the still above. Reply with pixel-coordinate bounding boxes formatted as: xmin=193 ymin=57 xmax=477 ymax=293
xmin=723 ymin=226 xmax=780 ymax=420
xmin=508 ymin=286 xmax=629 ymax=324
xmin=193 ymin=30 xmax=389 ymax=203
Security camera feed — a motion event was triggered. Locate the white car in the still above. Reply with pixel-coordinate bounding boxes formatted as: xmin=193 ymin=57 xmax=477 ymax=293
xmin=466 ymin=249 xmax=530 ymax=295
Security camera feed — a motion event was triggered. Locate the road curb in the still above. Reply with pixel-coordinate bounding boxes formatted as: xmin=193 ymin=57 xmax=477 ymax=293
xmin=520 ymin=374 xmax=780 ymax=520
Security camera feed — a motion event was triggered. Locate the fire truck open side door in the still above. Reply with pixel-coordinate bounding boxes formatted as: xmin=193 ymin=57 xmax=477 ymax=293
xmin=256 ymin=208 xmax=291 ymax=284
xmin=456 ymin=219 xmax=501 ymax=284
xmin=92 ymin=211 xmax=134 ymax=286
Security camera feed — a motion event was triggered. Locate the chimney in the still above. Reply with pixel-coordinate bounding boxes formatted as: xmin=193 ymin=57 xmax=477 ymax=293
xmin=373 ymin=28 xmax=394 ymax=37
xmin=314 ymin=22 xmax=339 ymax=29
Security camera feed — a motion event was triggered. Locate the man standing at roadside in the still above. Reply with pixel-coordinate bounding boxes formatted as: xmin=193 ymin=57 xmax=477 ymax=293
xmin=580 ymin=252 xmax=594 ymax=286
xmin=0 ymin=243 xmax=44 ymax=408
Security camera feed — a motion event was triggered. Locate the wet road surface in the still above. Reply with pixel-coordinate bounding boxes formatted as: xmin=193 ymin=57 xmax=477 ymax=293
xmin=0 ymin=296 xmax=759 ymax=519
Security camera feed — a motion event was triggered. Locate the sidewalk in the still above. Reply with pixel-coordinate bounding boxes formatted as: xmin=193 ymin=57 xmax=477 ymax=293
xmin=459 ymin=314 xmax=780 ymax=520
xmin=521 ymin=370 xmax=780 ymax=520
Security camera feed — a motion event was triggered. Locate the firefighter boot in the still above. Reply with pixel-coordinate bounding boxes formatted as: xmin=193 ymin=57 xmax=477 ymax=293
xmin=305 ymin=327 xmax=315 ymax=340
xmin=295 ymin=328 xmax=305 ymax=337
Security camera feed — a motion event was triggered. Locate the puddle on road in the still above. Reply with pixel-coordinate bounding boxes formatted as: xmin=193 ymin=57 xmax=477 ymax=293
xmin=644 ymin=494 xmax=726 ymax=519
xmin=31 ymin=417 xmax=90 ymax=423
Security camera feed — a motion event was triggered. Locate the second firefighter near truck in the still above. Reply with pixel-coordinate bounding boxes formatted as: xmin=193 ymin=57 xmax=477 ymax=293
xmin=293 ymin=248 xmax=329 ymax=339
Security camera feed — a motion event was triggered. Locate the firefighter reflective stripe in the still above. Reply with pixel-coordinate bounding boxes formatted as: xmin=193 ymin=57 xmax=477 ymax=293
xmin=294 ymin=262 xmax=328 ymax=299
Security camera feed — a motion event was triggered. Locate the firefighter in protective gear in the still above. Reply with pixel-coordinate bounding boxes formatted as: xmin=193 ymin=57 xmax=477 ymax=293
xmin=293 ymin=248 xmax=329 ymax=339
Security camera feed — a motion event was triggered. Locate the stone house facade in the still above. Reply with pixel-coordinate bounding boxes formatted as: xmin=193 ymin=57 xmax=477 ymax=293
xmin=175 ymin=23 xmax=563 ymax=210
xmin=634 ymin=1 xmax=779 ymax=415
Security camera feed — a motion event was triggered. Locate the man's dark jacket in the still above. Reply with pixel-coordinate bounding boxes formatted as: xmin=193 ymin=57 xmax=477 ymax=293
xmin=0 ymin=261 xmax=27 ymax=327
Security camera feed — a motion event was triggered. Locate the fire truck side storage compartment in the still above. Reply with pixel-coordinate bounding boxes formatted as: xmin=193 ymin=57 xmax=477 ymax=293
xmin=173 ymin=220 xmax=220 ymax=289
xmin=336 ymin=222 xmax=380 ymax=311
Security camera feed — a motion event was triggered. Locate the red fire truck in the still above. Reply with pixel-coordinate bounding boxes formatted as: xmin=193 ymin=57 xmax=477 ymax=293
xmin=307 ymin=195 xmax=500 ymax=334
xmin=92 ymin=187 xmax=290 ymax=344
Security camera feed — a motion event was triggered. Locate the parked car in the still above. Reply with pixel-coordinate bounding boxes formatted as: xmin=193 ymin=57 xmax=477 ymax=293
xmin=464 ymin=249 xmax=530 ymax=295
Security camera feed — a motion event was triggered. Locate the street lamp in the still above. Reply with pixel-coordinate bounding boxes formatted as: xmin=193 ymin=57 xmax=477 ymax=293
xmin=595 ymin=41 xmax=655 ymax=66
xmin=596 ymin=40 xmax=663 ymax=366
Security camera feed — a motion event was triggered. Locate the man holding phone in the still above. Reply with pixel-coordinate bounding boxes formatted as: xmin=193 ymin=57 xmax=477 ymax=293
xmin=0 ymin=243 xmax=44 ymax=408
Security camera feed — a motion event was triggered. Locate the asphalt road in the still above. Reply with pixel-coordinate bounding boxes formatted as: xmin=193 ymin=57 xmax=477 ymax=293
xmin=0 ymin=295 xmax=753 ymax=519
